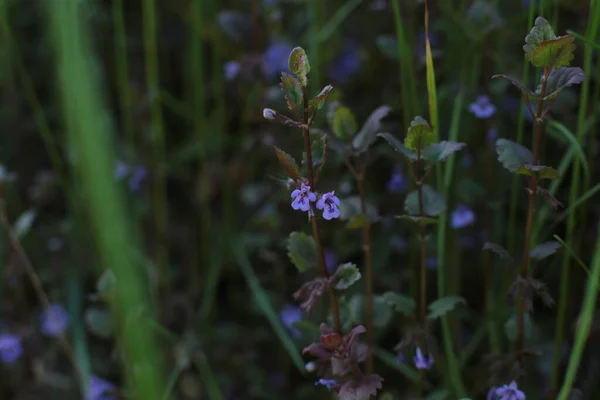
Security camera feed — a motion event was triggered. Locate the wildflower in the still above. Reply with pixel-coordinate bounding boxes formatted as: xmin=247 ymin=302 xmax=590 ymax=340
xmin=279 ymin=304 xmax=302 ymax=338
xmin=86 ymin=375 xmax=116 ymax=400
xmin=413 ymin=347 xmax=434 ymax=370
xmin=41 ymin=304 xmax=69 ymax=337
xmin=387 ymin=167 xmax=407 ymax=193
xmin=224 ymin=61 xmax=241 ymax=81
xmin=329 ymin=40 xmax=361 ymax=84
xmin=315 ymin=379 xmax=337 ymax=391
xmin=316 ymin=191 xmax=341 ymax=220
xmin=291 ymin=183 xmax=316 ymax=212
xmin=128 ymin=166 xmax=147 ymax=192
xmin=0 ymin=332 xmax=23 ymax=363
xmin=263 ymin=40 xmax=293 ymax=80
xmin=305 ymin=361 xmax=316 ymax=372
xmin=488 ymin=381 xmax=526 ymax=400
xmin=469 ymin=95 xmax=496 ymax=119
xmin=324 ymin=250 xmax=339 ymax=274
xmin=450 ymin=204 xmax=475 ymax=229
xmin=263 ymin=108 xmax=277 ymax=120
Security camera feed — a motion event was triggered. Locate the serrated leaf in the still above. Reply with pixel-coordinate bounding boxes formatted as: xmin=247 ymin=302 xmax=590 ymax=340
xmin=483 ymin=242 xmax=513 ymax=262
xmin=287 ymin=232 xmax=317 ymax=272
xmin=308 ymin=85 xmax=333 ymax=112
xmin=288 ymin=47 xmax=310 ymax=82
xmin=422 ymin=141 xmax=466 ymax=164
xmin=14 ymin=209 xmax=37 ymax=239
xmin=529 ymin=241 xmax=561 ymax=261
xmin=405 ymin=185 xmax=447 ymax=217
xmin=405 ymin=116 xmax=435 ymax=151
xmin=273 ymin=146 xmax=302 ymax=181
xmin=529 ymin=35 xmax=576 ymax=68
xmin=352 ymin=105 xmax=393 ymax=153
xmin=338 ymin=375 xmax=383 ymax=400
xmin=395 ymin=215 xmax=438 ymax=225
xmin=85 ymin=307 xmax=114 ymax=338
xmin=495 ymin=138 xmax=533 ymax=172
xmin=427 ymin=296 xmax=466 ymax=320
xmin=382 ymin=292 xmax=416 ymax=317
xmin=515 ymin=164 xmax=560 ymax=180
xmin=334 ymin=263 xmax=361 ymax=290
xmin=539 ymin=67 xmax=585 ymax=99
xmin=523 ymin=17 xmax=557 ymax=56
xmin=346 ymin=213 xmax=370 ymax=229
xmin=491 ymin=74 xmax=536 ymax=98
xmin=377 ymin=132 xmax=417 ymax=161
xmin=280 ymin=72 xmax=303 ymax=110
xmin=330 ymin=105 xmax=358 ymax=139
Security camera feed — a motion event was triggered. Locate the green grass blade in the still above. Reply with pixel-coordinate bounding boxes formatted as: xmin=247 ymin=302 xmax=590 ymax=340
xmin=548 ymin=182 xmax=600 ymax=234
xmin=234 ymin=243 xmax=306 ymax=374
xmin=112 ymin=0 xmax=134 ymax=145
xmin=316 ymin=0 xmax=362 ymax=44
xmin=546 ymin=120 xmax=589 ymax=179
xmin=566 ymin=29 xmax=600 ymax=51
xmin=193 ymin=351 xmax=226 ymax=400
xmin=553 ymin=235 xmax=590 ymax=276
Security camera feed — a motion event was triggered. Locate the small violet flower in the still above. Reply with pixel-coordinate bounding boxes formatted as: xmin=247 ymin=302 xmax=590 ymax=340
xmin=469 ymin=95 xmax=496 ymax=119
xmin=128 ymin=166 xmax=148 ymax=192
xmin=279 ymin=304 xmax=302 ymax=339
xmin=450 ymin=204 xmax=476 ymax=229
xmin=488 ymin=381 xmax=526 ymax=400
xmin=329 ymin=40 xmax=361 ymax=84
xmin=41 ymin=304 xmax=70 ymax=337
xmin=387 ymin=167 xmax=407 ymax=193
xmin=315 ymin=379 xmax=337 ymax=391
xmin=87 ymin=375 xmax=116 ymax=400
xmin=290 ymin=183 xmax=316 ymax=212
xmin=0 ymin=332 xmax=23 ymax=364
xmin=263 ymin=40 xmax=293 ymax=80
xmin=316 ymin=191 xmax=341 ymax=220
xmin=413 ymin=347 xmax=434 ymax=370
xmin=324 ymin=250 xmax=339 ymax=275
xmin=224 ymin=61 xmax=241 ymax=81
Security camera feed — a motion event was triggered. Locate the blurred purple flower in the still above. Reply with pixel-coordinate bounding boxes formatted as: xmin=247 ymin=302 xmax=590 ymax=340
xmin=0 ymin=332 xmax=23 ymax=363
xmin=128 ymin=166 xmax=147 ymax=192
xmin=469 ymin=95 xmax=496 ymax=119
xmin=390 ymin=236 xmax=408 ymax=252
xmin=224 ymin=61 xmax=241 ymax=81
xmin=315 ymin=379 xmax=337 ymax=391
xmin=291 ymin=183 xmax=316 ymax=212
xmin=487 ymin=127 xmax=498 ymax=142
xmin=450 ymin=204 xmax=475 ymax=229
xmin=325 ymin=250 xmax=339 ymax=274
xmin=387 ymin=167 xmax=407 ymax=193
xmin=426 ymin=257 xmax=438 ymax=270
xmin=316 ymin=191 xmax=341 ymax=220
xmin=86 ymin=375 xmax=116 ymax=400
xmin=279 ymin=304 xmax=302 ymax=338
xmin=488 ymin=381 xmax=526 ymax=400
xmin=41 ymin=304 xmax=69 ymax=337
xmin=263 ymin=40 xmax=293 ymax=80
xmin=114 ymin=161 xmax=130 ymax=180
xmin=329 ymin=41 xmax=361 ymax=84
xmin=413 ymin=347 xmax=434 ymax=370
xmin=396 ymin=352 xmax=405 ymax=364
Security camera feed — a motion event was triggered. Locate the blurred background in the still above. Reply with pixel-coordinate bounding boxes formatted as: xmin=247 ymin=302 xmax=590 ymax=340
xmin=0 ymin=0 xmax=599 ymax=399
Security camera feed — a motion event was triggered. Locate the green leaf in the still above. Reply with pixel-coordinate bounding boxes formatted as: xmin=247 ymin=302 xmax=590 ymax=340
xmin=538 ymin=67 xmax=585 ymax=100
xmin=491 ymin=74 xmax=536 ymax=98
xmin=422 ymin=141 xmax=466 ymax=164
xmin=273 ymin=146 xmax=302 ymax=181
xmin=309 ymin=85 xmax=333 ymax=112
xmin=377 ymin=132 xmax=417 ymax=161
xmin=529 ymin=241 xmax=561 ymax=261
xmin=330 ymin=104 xmax=358 ymax=139
xmin=405 ymin=116 xmax=435 ymax=151
xmin=405 ymin=185 xmax=447 ymax=217
xmin=279 ymin=72 xmax=303 ymax=110
xmin=523 ymin=17 xmax=557 ymax=56
xmin=515 ymin=164 xmax=560 ymax=180
xmin=482 ymin=242 xmax=513 ymax=262
xmin=334 ymin=263 xmax=362 ymax=290
xmin=352 ymin=105 xmax=393 ymax=153
xmin=382 ymin=291 xmax=416 ymax=317
xmin=85 ymin=307 xmax=114 ymax=338
xmin=373 ymin=296 xmax=393 ymax=328
xmin=529 ymin=35 xmax=576 ymax=68
xmin=495 ymin=138 xmax=533 ymax=172
xmin=288 ymin=47 xmax=310 ymax=83
xmin=14 ymin=209 xmax=37 ymax=239
xmin=395 ymin=215 xmax=438 ymax=225
xmin=287 ymin=232 xmax=317 ymax=272
xmin=427 ymin=296 xmax=466 ymax=320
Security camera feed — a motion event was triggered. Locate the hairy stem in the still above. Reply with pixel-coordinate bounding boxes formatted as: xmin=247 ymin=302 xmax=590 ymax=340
xmin=517 ymin=67 xmax=550 ymax=366
xmin=301 ymin=86 xmax=342 ymax=334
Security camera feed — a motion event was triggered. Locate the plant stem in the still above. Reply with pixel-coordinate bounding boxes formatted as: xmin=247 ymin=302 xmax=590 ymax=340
xmin=516 ymin=67 xmax=550 ymax=366
xmin=356 ymin=169 xmax=374 ymax=374
xmin=416 ymin=148 xmax=427 ymax=325
xmin=301 ymin=86 xmax=342 ymax=334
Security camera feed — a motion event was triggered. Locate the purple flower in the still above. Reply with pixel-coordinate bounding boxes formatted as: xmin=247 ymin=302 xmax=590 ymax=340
xmin=224 ymin=61 xmax=241 ymax=81
xmin=316 ymin=191 xmax=341 ymax=220
xmin=387 ymin=167 xmax=407 ymax=193
xmin=279 ymin=305 xmax=302 ymax=338
xmin=396 ymin=353 xmax=405 ymax=364
xmin=87 ymin=375 xmax=116 ymax=400
xmin=450 ymin=204 xmax=475 ymax=229
xmin=489 ymin=381 xmax=526 ymax=400
xmin=114 ymin=161 xmax=130 ymax=180
xmin=41 ymin=304 xmax=69 ymax=337
xmin=413 ymin=347 xmax=434 ymax=370
xmin=263 ymin=40 xmax=293 ymax=80
xmin=315 ymin=379 xmax=337 ymax=391
xmin=128 ymin=166 xmax=147 ymax=192
xmin=330 ymin=41 xmax=361 ymax=84
xmin=469 ymin=95 xmax=496 ymax=119
xmin=0 ymin=332 xmax=23 ymax=363
xmin=291 ymin=183 xmax=316 ymax=212
xmin=324 ymin=250 xmax=339 ymax=274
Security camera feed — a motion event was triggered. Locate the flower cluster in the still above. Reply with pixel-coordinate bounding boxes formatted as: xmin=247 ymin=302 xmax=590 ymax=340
xmin=487 ymin=381 xmax=526 ymax=400
xmin=41 ymin=303 xmax=70 ymax=337
xmin=0 ymin=332 xmax=23 ymax=364
xmin=290 ymin=183 xmax=341 ymax=220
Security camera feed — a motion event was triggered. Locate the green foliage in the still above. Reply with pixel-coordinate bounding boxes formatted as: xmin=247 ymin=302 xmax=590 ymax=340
xmin=523 ymin=17 xmax=576 ymax=68
xmin=330 ymin=104 xmax=358 ymax=139
xmin=405 ymin=185 xmax=447 ymax=217
xmin=14 ymin=209 xmax=37 ymax=239
xmin=382 ymin=291 xmax=416 ymax=317
xmin=280 ymin=72 xmax=303 ymax=110
xmin=529 ymin=241 xmax=562 ymax=261
xmin=334 ymin=263 xmax=362 ymax=290
xmin=491 ymin=74 xmax=536 ymax=98
xmin=309 ymin=132 xmax=327 ymax=171
xmin=422 ymin=141 xmax=466 ymax=164
xmin=97 ymin=269 xmax=116 ymax=301
xmin=352 ymin=105 xmax=393 ymax=153
xmin=523 ymin=17 xmax=557 ymax=55
xmin=377 ymin=132 xmax=417 ymax=161
xmin=85 ymin=307 xmax=114 ymax=338
xmin=427 ymin=296 xmax=466 ymax=320
xmin=516 ymin=164 xmax=560 ymax=180
xmin=309 ymin=85 xmax=333 ymax=113
xmin=404 ymin=116 xmax=435 ymax=151
xmin=495 ymin=138 xmax=533 ymax=172
xmin=287 ymin=232 xmax=317 ymax=272
xmin=273 ymin=146 xmax=302 ymax=181
xmin=288 ymin=46 xmax=310 ymax=84
xmin=540 ymin=67 xmax=585 ymax=100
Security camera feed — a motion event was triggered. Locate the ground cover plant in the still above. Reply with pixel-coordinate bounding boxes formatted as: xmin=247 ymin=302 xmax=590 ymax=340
xmin=1 ymin=0 xmax=600 ymax=399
